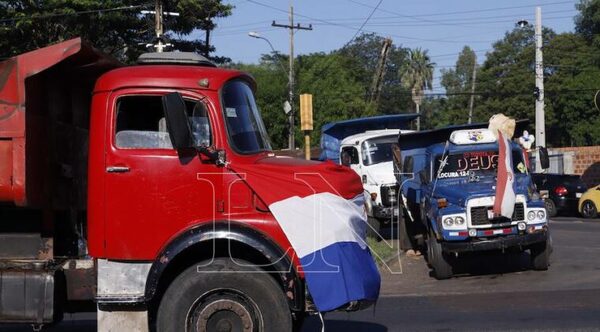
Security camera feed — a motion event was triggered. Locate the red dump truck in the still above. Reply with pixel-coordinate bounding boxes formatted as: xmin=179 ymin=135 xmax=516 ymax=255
xmin=0 ymin=39 xmax=379 ymax=331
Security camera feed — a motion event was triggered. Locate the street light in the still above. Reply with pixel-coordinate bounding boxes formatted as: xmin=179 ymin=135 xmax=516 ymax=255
xmin=248 ymin=32 xmax=288 ymax=75
xmin=248 ymin=31 xmax=295 ymax=150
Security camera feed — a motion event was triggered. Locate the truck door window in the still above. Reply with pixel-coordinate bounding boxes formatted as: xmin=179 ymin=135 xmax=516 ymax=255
xmin=115 ymin=95 xmax=211 ymax=149
xmin=341 ymin=147 xmax=359 ymax=166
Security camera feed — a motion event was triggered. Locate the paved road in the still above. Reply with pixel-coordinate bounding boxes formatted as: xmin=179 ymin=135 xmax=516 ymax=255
xmin=2 ymin=217 xmax=599 ymax=331
xmin=301 ymin=216 xmax=600 ymax=331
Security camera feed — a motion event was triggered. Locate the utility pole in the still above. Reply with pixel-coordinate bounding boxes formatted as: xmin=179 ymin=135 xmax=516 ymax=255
xmin=468 ymin=58 xmax=477 ymax=124
xmin=535 ymin=6 xmax=545 ymax=172
xmin=142 ymin=0 xmax=178 ymax=52
xmin=154 ymin=0 xmax=165 ymax=52
xmin=272 ymin=4 xmax=312 ymax=150
xmin=369 ymin=38 xmax=392 ymax=106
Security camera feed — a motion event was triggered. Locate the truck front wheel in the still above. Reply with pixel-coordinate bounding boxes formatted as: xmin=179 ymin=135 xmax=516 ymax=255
xmin=530 ymin=240 xmax=550 ymax=270
xmin=427 ymin=229 xmax=453 ymax=280
xmin=156 ymin=258 xmax=292 ymax=332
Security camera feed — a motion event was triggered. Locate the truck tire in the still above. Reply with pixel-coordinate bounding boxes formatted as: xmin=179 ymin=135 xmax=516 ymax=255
xmin=367 ymin=216 xmax=382 ymax=241
xmin=427 ymin=229 xmax=453 ymax=280
xmin=398 ymin=214 xmax=412 ymax=251
xmin=530 ymin=240 xmax=550 ymax=271
xmin=544 ymin=199 xmax=557 ymax=218
xmin=156 ymin=258 xmax=292 ymax=332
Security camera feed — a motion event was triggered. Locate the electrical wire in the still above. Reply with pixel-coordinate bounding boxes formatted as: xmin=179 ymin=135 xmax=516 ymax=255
xmin=343 ymin=0 xmax=384 ymax=47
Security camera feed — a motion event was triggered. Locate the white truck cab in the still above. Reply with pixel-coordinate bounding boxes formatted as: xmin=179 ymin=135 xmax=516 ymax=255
xmin=340 ymin=129 xmax=413 ymax=231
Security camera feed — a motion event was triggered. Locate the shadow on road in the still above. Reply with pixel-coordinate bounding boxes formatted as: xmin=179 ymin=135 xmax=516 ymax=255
xmin=302 ymin=317 xmax=387 ymax=332
xmin=423 ymin=250 xmax=535 ymax=279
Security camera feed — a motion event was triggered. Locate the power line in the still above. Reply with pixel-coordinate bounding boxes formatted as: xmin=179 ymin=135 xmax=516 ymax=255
xmin=344 ymin=0 xmax=384 ymax=47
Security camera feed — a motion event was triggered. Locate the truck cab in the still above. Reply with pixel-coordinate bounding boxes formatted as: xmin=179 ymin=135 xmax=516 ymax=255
xmin=340 ymin=130 xmax=408 ymax=233
xmin=396 ymin=125 xmax=551 ymax=279
xmin=0 ymin=39 xmax=379 ymax=331
xmin=319 ymin=115 xmax=418 ymax=237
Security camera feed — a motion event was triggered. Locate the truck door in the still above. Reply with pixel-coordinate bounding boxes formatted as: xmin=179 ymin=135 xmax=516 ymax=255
xmin=103 ymin=89 xmax=222 ymax=259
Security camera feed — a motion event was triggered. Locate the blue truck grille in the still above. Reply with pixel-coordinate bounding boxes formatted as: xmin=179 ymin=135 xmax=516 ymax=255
xmin=470 ymin=203 xmax=525 ymax=225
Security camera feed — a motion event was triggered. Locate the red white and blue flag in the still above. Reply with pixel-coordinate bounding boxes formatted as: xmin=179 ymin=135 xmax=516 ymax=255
xmin=231 ymin=157 xmax=380 ymax=312
xmin=493 ymin=130 xmax=516 ymax=218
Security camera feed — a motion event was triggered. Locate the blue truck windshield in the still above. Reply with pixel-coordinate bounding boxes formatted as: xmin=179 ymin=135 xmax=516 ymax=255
xmin=222 ymin=80 xmax=272 ymax=154
xmin=435 ymin=150 xmax=526 ymax=179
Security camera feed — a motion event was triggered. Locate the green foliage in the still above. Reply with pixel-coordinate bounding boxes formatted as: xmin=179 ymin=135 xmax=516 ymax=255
xmin=434 ymin=46 xmax=477 ymax=127
xmin=575 ymin=0 xmax=600 ymax=47
xmin=338 ymin=33 xmax=413 ymax=114
xmin=400 ymin=48 xmax=435 ymax=105
xmin=0 ymin=0 xmax=232 ymax=62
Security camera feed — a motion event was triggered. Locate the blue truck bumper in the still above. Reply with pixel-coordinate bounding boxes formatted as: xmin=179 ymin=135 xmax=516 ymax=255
xmin=441 ymin=230 xmax=548 ymax=253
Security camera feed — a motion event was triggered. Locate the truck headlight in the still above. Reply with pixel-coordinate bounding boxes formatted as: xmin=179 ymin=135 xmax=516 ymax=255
xmin=527 ymin=211 xmax=536 ymax=221
xmin=443 ymin=217 xmax=454 ymax=227
xmin=455 ymin=216 xmax=465 ymax=225
xmin=537 ymin=210 xmax=545 ymax=220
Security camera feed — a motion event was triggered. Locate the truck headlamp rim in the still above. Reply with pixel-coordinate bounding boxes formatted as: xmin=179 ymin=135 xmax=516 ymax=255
xmin=455 ymin=216 xmax=465 ymax=225
xmin=443 ymin=217 xmax=454 ymax=226
xmin=537 ymin=210 xmax=545 ymax=220
xmin=527 ymin=211 xmax=536 ymax=221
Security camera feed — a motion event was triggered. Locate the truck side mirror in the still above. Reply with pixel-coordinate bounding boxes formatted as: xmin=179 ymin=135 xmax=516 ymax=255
xmin=162 ymin=92 xmax=194 ymax=150
xmin=538 ymin=146 xmax=550 ymax=170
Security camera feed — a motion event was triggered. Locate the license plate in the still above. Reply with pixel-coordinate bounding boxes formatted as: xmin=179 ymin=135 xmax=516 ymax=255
xmin=576 ymin=192 xmax=582 ymax=198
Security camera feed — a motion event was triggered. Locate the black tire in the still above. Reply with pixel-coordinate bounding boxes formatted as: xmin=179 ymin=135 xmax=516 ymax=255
xmin=398 ymin=214 xmax=412 ymax=251
xmin=156 ymin=258 xmax=292 ymax=332
xmin=581 ymin=200 xmax=598 ymax=219
xmin=544 ymin=199 xmax=557 ymax=218
xmin=530 ymin=240 xmax=550 ymax=271
xmin=426 ymin=229 xmax=453 ymax=280
xmin=367 ymin=216 xmax=382 ymax=241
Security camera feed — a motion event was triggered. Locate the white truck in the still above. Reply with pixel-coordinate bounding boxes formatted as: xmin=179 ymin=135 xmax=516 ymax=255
xmin=319 ymin=115 xmax=417 ymax=238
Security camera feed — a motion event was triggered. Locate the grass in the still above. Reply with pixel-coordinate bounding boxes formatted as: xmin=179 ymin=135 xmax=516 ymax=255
xmin=366 ymin=236 xmax=400 ymax=267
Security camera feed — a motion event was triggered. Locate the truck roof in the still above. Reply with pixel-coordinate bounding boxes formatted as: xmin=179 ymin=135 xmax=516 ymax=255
xmin=94 ymin=65 xmax=253 ymax=93
xmin=341 ymin=129 xmax=413 ymax=145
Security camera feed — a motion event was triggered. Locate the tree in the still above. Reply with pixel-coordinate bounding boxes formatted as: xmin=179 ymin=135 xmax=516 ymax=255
xmin=435 ymin=46 xmax=477 ymax=127
xmin=400 ymin=48 xmax=435 ymax=130
xmin=338 ymin=33 xmax=412 ymax=114
xmin=0 ymin=0 xmax=233 ymax=63
xmin=575 ymin=0 xmax=600 ymax=47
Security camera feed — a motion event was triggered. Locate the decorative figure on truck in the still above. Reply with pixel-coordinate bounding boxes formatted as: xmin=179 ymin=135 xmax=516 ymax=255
xmin=488 ymin=114 xmax=517 ymax=219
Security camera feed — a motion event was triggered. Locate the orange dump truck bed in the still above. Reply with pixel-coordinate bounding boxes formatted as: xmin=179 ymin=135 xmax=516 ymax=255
xmin=0 ymin=39 xmax=119 ymax=207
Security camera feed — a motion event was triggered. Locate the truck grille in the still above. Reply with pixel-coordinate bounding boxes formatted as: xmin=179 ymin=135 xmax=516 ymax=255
xmin=380 ymin=184 xmax=399 ymax=207
xmin=470 ymin=203 xmax=525 ymax=225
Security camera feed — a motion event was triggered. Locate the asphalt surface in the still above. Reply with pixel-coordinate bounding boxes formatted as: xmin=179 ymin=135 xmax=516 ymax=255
xmin=301 ymin=216 xmax=600 ymax=331
xmin=1 ymin=216 xmax=599 ymax=332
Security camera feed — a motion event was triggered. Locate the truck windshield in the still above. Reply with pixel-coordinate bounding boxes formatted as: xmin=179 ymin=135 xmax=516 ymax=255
xmin=222 ymin=80 xmax=272 ymax=154
xmin=361 ymin=135 xmax=397 ymax=166
xmin=434 ymin=150 xmax=526 ymax=179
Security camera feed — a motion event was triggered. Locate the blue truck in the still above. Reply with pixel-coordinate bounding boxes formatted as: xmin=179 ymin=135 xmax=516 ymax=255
xmin=394 ymin=122 xmax=551 ymax=279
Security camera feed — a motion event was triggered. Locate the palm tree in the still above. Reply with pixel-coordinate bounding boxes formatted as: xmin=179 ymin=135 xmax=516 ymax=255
xmin=401 ymin=48 xmax=435 ymax=131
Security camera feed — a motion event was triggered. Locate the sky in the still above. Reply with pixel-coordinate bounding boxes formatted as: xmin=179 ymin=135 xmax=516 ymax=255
xmin=194 ymin=0 xmax=579 ymax=92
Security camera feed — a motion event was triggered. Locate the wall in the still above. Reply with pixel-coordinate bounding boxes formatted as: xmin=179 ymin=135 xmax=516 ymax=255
xmin=550 ymin=146 xmax=600 ymax=187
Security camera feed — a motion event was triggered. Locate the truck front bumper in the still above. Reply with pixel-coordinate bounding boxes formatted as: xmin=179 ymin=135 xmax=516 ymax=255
xmin=373 ymin=205 xmax=399 ymax=221
xmin=442 ymin=230 xmax=548 ymax=253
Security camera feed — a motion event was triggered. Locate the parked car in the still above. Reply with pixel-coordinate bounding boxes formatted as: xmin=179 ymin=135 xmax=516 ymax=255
xmin=532 ymin=173 xmax=588 ymax=217
xmin=579 ymin=185 xmax=600 ymax=218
